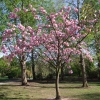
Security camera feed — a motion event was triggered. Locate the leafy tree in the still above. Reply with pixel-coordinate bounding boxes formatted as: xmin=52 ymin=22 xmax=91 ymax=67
xmin=81 ymin=0 xmax=100 ymax=79
xmin=0 ymin=58 xmax=9 ymax=76
xmin=72 ymin=0 xmax=89 ymax=87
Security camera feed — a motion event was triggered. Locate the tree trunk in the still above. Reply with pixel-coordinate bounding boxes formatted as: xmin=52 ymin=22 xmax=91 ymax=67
xmin=97 ymin=57 xmax=100 ymax=79
xmin=55 ymin=68 xmax=61 ymax=100
xmin=20 ymin=60 xmax=27 ymax=85
xmin=80 ymin=53 xmax=88 ymax=87
xmin=31 ymin=50 xmax=36 ymax=80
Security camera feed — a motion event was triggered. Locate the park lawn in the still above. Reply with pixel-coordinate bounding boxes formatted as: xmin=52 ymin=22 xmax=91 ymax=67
xmin=0 ymin=80 xmax=100 ymax=100
xmin=0 ymin=76 xmax=9 ymax=82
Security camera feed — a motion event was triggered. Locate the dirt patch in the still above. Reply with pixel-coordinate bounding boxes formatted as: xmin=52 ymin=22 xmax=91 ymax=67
xmin=0 ymin=79 xmax=21 ymax=85
xmin=0 ymin=83 xmax=8 ymax=85
xmin=47 ymin=97 xmax=78 ymax=100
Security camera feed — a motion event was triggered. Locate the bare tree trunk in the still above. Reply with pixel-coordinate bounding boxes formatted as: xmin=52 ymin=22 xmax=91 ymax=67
xmin=55 ymin=68 xmax=61 ymax=100
xmin=31 ymin=50 xmax=36 ymax=80
xmin=80 ymin=53 xmax=88 ymax=87
xmin=19 ymin=54 xmax=28 ymax=86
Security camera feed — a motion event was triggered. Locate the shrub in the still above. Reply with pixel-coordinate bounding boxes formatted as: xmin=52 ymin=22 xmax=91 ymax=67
xmin=26 ymin=69 xmax=32 ymax=79
xmin=88 ymin=68 xmax=98 ymax=79
xmin=5 ymin=67 xmax=21 ymax=79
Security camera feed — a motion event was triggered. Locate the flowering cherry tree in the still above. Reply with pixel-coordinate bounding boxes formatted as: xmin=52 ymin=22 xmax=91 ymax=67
xmin=37 ymin=6 xmax=92 ymax=100
xmin=1 ymin=5 xmax=92 ymax=99
xmin=2 ymin=23 xmax=40 ymax=85
xmin=1 ymin=5 xmax=41 ymax=85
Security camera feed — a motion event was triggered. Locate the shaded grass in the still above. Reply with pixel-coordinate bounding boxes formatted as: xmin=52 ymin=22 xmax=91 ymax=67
xmin=0 ymin=76 xmax=9 ymax=82
xmin=0 ymin=80 xmax=100 ymax=100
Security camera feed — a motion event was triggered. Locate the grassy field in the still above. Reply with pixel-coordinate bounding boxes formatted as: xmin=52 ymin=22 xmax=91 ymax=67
xmin=0 ymin=80 xmax=100 ymax=100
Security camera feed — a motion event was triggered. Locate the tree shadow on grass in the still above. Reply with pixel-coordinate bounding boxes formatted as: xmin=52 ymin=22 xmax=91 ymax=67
xmin=0 ymin=80 xmax=95 ymax=89
xmin=0 ymin=97 xmax=34 ymax=100
xmin=0 ymin=97 xmax=51 ymax=100
xmin=59 ymin=86 xmax=88 ymax=89
xmin=28 ymin=84 xmax=82 ymax=89
xmin=0 ymin=93 xmax=49 ymax=100
xmin=0 ymin=84 xmax=21 ymax=86
xmin=89 ymin=82 xmax=100 ymax=86
xmin=32 ymin=85 xmax=83 ymax=89
xmin=74 ymin=93 xmax=100 ymax=100
xmin=0 ymin=79 xmax=21 ymax=86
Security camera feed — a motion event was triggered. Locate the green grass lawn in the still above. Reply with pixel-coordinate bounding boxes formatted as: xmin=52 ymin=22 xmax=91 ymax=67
xmin=0 ymin=76 xmax=8 ymax=81
xmin=0 ymin=80 xmax=100 ymax=100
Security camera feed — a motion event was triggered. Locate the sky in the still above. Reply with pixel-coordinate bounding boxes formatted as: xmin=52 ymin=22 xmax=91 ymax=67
xmin=0 ymin=52 xmax=4 ymax=58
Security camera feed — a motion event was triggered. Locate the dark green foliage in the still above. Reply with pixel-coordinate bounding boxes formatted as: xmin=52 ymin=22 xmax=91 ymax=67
xmin=0 ymin=58 xmax=21 ymax=79
xmin=88 ymin=67 xmax=98 ymax=79
xmin=85 ymin=58 xmax=97 ymax=78
xmin=70 ymin=57 xmax=98 ymax=79
xmin=6 ymin=67 xmax=21 ymax=79
xmin=36 ymin=73 xmax=43 ymax=80
xmin=46 ymin=73 xmax=54 ymax=80
xmin=0 ymin=58 xmax=9 ymax=77
xmin=4 ymin=58 xmax=21 ymax=79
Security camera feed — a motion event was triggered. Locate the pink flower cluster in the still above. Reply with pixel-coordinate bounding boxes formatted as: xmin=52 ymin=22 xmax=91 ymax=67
xmin=69 ymin=70 xmax=73 ymax=74
xmin=1 ymin=5 xmax=93 ymax=71
xmin=9 ymin=12 xmax=19 ymax=19
xmin=14 ymin=8 xmax=21 ymax=12
xmin=40 ymin=7 xmax=47 ymax=14
xmin=37 ymin=6 xmax=92 ymax=70
xmin=2 ymin=22 xmax=40 ymax=61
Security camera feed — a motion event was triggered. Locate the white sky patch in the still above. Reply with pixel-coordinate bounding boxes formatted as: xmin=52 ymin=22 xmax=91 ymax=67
xmin=0 ymin=52 xmax=4 ymax=58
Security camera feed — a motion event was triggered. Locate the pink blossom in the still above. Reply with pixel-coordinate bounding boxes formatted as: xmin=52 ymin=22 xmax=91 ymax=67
xmin=29 ymin=4 xmax=32 ymax=8
xmin=53 ymin=23 xmax=58 ymax=28
xmin=34 ymin=15 xmax=41 ymax=20
xmin=14 ymin=8 xmax=21 ymax=12
xmin=31 ymin=8 xmax=36 ymax=12
xmin=23 ymin=8 xmax=28 ymax=12
xmin=9 ymin=12 xmax=18 ymax=19
xmin=63 ymin=6 xmax=67 ymax=10
xmin=22 ymin=31 xmax=27 ymax=35
xmin=18 ymin=24 xmax=25 ymax=31
xmin=69 ymin=70 xmax=73 ymax=74
xmin=40 ymin=7 xmax=47 ymax=14
xmin=67 ymin=66 xmax=71 ymax=69
xmin=50 ymin=14 xmax=55 ymax=18
xmin=67 ymin=6 xmax=71 ymax=11
xmin=7 ymin=23 xmax=16 ymax=27
xmin=5 ymin=29 xmax=13 ymax=34
xmin=2 ymin=47 xmax=9 ymax=53
xmin=74 ymin=8 xmax=78 ymax=13
xmin=13 ymin=33 xmax=16 ymax=37
xmin=71 ymin=36 xmax=76 ymax=41
xmin=2 ymin=6 xmax=93 ymax=78
xmin=27 ymin=26 xmax=32 ymax=30
xmin=65 ymin=20 xmax=71 ymax=26
xmin=64 ymin=42 xmax=69 ymax=46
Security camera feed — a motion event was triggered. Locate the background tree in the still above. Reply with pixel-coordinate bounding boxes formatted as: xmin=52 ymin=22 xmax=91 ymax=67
xmin=81 ymin=0 xmax=100 ymax=79
xmin=0 ymin=58 xmax=9 ymax=77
